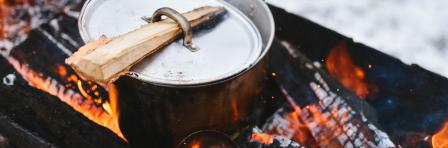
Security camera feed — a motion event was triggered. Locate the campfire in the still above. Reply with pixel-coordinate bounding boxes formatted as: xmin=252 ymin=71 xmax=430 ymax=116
xmin=325 ymin=42 xmax=373 ymax=99
xmin=433 ymin=122 xmax=448 ymax=147
xmin=0 ymin=0 xmax=447 ymax=148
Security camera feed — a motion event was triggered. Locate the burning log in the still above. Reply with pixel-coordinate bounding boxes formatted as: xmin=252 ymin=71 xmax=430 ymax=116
xmin=235 ymin=127 xmax=302 ymax=148
xmin=261 ymin=105 xmax=319 ymax=147
xmin=265 ymin=39 xmax=396 ymax=147
xmin=3 ymin=19 xmax=125 ymax=138
xmin=0 ymin=55 xmax=129 ymax=148
xmin=325 ymin=43 xmax=371 ymax=99
xmin=66 ymin=6 xmax=226 ymax=84
xmin=0 ymin=85 xmax=130 ymax=147
xmin=270 ymin=5 xmax=448 ymax=146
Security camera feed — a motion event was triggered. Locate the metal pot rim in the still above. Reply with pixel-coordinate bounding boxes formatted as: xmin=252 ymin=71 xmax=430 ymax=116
xmin=78 ymin=0 xmax=275 ymax=88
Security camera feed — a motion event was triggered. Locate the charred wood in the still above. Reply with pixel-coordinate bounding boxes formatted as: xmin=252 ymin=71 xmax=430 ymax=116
xmin=269 ymin=5 xmax=448 ymax=144
xmin=266 ymin=39 xmax=396 ymax=147
xmin=0 ymin=55 xmax=129 ymax=148
xmin=0 ymin=84 xmax=129 ymax=148
xmin=235 ymin=127 xmax=301 ymax=148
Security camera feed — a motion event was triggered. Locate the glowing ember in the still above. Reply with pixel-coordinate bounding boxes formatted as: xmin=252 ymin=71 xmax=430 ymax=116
xmin=309 ymin=81 xmax=395 ymax=147
xmin=432 ymin=122 xmax=448 ymax=148
xmin=265 ymin=81 xmax=394 ymax=147
xmin=283 ymin=98 xmax=314 ymax=145
xmin=251 ymin=133 xmax=274 ymax=145
xmin=325 ymin=42 xmax=370 ymax=99
xmin=55 ymin=64 xmax=67 ymax=78
xmin=230 ymin=98 xmax=239 ymax=121
xmin=108 ymin=83 xmax=120 ymax=122
xmin=263 ymin=88 xmax=318 ymax=147
xmin=191 ymin=143 xmax=200 ymax=148
xmin=5 ymin=56 xmax=125 ymax=139
xmin=77 ymin=80 xmax=93 ymax=100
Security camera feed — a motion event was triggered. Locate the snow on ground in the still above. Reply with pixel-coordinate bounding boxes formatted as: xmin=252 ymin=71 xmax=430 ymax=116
xmin=268 ymin=0 xmax=448 ymax=78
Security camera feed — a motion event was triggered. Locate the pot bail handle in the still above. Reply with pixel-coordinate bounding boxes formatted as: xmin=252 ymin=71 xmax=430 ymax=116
xmin=150 ymin=7 xmax=199 ymax=52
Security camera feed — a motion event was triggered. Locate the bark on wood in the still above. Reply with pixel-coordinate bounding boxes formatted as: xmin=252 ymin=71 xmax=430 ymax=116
xmin=66 ymin=6 xmax=226 ymax=84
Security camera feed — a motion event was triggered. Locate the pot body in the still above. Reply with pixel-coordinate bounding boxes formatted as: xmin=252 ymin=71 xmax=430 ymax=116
xmin=114 ymin=0 xmax=275 ymax=147
xmin=116 ymin=59 xmax=268 ymax=147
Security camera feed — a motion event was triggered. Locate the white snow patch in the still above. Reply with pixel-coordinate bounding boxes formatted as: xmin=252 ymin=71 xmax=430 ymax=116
xmin=2 ymin=74 xmax=16 ymax=86
xmin=268 ymin=0 xmax=448 ymax=78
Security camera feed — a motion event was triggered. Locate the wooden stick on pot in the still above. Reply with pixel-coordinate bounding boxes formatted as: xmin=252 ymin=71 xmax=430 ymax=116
xmin=66 ymin=6 xmax=226 ymax=84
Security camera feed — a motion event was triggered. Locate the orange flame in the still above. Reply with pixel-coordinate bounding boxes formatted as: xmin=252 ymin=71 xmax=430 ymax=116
xmin=0 ymin=0 xmax=125 ymax=141
xmin=55 ymin=64 xmax=67 ymax=78
xmin=263 ymin=88 xmax=318 ymax=147
xmin=230 ymin=98 xmax=239 ymax=121
xmin=6 ymin=57 xmax=125 ymax=139
xmin=433 ymin=122 xmax=448 ymax=148
xmin=285 ymin=100 xmax=316 ymax=145
xmin=301 ymin=104 xmax=339 ymax=145
xmin=77 ymin=80 xmax=93 ymax=100
xmin=191 ymin=143 xmax=200 ymax=148
xmin=108 ymin=83 xmax=120 ymax=124
xmin=251 ymin=133 xmax=274 ymax=145
xmin=325 ymin=42 xmax=370 ymax=99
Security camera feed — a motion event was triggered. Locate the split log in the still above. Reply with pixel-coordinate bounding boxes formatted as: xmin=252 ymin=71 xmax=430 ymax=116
xmin=66 ymin=6 xmax=226 ymax=84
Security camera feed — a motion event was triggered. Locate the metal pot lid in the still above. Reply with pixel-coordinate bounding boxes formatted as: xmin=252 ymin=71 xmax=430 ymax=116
xmin=79 ymin=0 xmax=262 ymax=86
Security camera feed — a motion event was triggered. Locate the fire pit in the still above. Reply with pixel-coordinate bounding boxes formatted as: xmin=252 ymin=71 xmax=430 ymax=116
xmin=0 ymin=0 xmax=447 ymax=148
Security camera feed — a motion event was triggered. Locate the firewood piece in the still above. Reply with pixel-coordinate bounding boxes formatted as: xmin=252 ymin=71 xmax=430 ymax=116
xmin=266 ymin=40 xmax=396 ymax=148
xmin=66 ymin=6 xmax=226 ymax=84
xmin=0 ymin=84 xmax=130 ymax=148
xmin=0 ymin=57 xmax=129 ymax=148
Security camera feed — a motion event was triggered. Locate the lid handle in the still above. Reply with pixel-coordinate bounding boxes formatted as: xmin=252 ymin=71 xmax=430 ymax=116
xmin=149 ymin=7 xmax=199 ymax=52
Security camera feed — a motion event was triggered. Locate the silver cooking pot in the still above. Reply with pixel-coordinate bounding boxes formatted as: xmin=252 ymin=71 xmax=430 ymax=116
xmin=79 ymin=0 xmax=274 ymax=147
